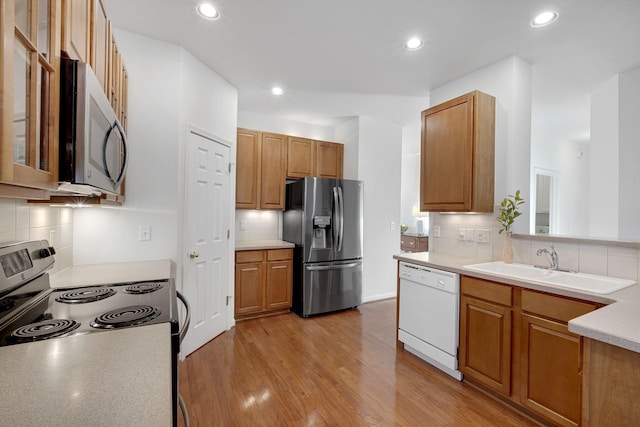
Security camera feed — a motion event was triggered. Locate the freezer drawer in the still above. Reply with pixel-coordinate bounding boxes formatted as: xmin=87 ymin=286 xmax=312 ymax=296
xmin=296 ymin=260 xmax=362 ymax=317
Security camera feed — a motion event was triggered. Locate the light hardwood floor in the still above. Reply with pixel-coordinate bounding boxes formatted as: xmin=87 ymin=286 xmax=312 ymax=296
xmin=178 ymin=299 xmax=539 ymax=426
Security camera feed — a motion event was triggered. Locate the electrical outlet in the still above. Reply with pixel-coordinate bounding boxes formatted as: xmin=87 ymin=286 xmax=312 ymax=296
xmin=48 ymin=230 xmax=55 ymax=246
xmin=458 ymin=228 xmax=465 ymax=241
xmin=390 ymin=221 xmax=396 ymax=230
xmin=433 ymin=226 xmax=441 ymax=238
xmin=476 ymin=228 xmax=491 ymax=243
xmin=239 ymin=221 xmax=247 ymax=231
xmin=465 ymin=228 xmax=475 ymax=241
xmin=139 ymin=225 xmax=152 ymax=241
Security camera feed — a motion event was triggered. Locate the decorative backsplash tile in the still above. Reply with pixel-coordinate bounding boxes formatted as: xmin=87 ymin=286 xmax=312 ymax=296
xmin=0 ymin=199 xmax=73 ymax=274
xmin=430 ymin=209 xmax=640 ymax=282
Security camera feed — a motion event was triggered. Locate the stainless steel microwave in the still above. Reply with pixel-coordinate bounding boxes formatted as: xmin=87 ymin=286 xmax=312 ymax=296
xmin=58 ymin=57 xmax=128 ymax=195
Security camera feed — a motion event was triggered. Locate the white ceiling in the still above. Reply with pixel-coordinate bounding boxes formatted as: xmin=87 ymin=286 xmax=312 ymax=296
xmin=103 ymin=0 xmax=640 ymax=128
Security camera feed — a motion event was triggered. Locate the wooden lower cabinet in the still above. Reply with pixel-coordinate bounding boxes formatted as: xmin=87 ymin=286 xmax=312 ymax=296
xmin=235 ymin=249 xmax=292 ymax=319
xmin=460 ymin=278 xmax=512 ymax=397
xmin=582 ymin=338 xmax=640 ymax=426
xmin=460 ymin=276 xmax=600 ymax=426
xmin=400 ymin=233 xmax=428 ymax=252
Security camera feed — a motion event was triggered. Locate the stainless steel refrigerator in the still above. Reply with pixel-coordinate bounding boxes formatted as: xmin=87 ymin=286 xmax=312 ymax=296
xmin=283 ymin=177 xmax=364 ymax=317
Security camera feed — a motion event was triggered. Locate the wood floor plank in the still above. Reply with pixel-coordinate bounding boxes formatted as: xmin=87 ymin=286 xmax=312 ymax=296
xmin=178 ymin=299 xmax=539 ymax=426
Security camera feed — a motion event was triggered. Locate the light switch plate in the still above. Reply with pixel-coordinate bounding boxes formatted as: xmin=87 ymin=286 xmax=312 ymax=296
xmin=465 ymin=228 xmax=475 ymax=241
xmin=433 ymin=226 xmax=441 ymax=238
xmin=139 ymin=225 xmax=151 ymax=241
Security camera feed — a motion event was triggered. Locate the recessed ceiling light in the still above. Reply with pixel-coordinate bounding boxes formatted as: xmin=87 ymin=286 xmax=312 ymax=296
xmin=196 ymin=2 xmax=220 ymax=20
xmin=531 ymin=10 xmax=558 ymax=27
xmin=404 ymin=38 xmax=424 ymax=51
xmin=271 ymin=87 xmax=284 ymax=95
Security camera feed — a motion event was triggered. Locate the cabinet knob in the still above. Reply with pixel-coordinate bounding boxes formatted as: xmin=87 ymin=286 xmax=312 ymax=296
xmin=189 ymin=251 xmax=200 ymax=259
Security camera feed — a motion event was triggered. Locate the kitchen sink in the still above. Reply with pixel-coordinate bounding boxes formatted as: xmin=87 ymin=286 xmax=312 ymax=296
xmin=463 ymin=261 xmax=636 ymax=294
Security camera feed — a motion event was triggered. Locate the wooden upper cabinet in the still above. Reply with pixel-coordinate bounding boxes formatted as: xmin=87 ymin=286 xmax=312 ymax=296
xmin=0 ymin=0 xmax=61 ymax=197
xmin=61 ymin=0 xmax=90 ymax=62
xmin=259 ymin=132 xmax=287 ymax=210
xmin=236 ymin=128 xmax=260 ymax=209
xmin=90 ymin=0 xmax=109 ymax=93
xmin=236 ymin=129 xmax=287 ymax=210
xmin=287 ymin=136 xmax=315 ymax=178
xmin=286 ymin=137 xmax=344 ymax=179
xmin=420 ymin=90 xmax=495 ymax=212
xmin=316 ymin=141 xmax=343 ymax=179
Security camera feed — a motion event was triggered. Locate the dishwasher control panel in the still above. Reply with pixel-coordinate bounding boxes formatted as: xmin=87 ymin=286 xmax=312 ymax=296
xmin=399 ymin=262 xmax=459 ymax=294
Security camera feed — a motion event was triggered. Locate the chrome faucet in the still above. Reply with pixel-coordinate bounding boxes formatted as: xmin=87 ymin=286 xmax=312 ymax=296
xmin=536 ymin=245 xmax=559 ymax=270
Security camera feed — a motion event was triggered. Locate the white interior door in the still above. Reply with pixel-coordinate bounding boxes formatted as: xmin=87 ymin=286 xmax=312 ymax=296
xmin=182 ymin=129 xmax=230 ymax=356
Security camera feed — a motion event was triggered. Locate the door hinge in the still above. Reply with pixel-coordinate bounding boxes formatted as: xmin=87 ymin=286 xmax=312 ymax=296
xmin=228 ymin=163 xmax=232 ymax=173
xmin=227 ymin=229 xmax=230 ymax=239
xmin=226 ymin=296 xmax=230 ymax=306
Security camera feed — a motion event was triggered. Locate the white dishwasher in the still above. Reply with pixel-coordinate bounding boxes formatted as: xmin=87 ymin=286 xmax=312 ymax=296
xmin=398 ymin=262 xmax=462 ymax=380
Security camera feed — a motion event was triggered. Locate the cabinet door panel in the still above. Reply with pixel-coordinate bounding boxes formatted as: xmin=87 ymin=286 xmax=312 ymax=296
xmin=316 ymin=141 xmax=343 ymax=179
xmin=287 ymin=136 xmax=315 ymax=178
xmin=460 ymin=295 xmax=512 ymax=396
xmin=62 ymin=0 xmax=90 ymax=62
xmin=90 ymin=0 xmax=109 ymax=93
xmin=235 ymin=262 xmax=264 ymax=316
xmin=235 ymin=129 xmax=259 ymax=208
xmin=259 ymin=133 xmax=286 ymax=209
xmin=421 ymin=96 xmax=473 ymax=210
xmin=521 ymin=314 xmax=580 ymax=427
xmin=266 ymin=260 xmax=292 ymax=310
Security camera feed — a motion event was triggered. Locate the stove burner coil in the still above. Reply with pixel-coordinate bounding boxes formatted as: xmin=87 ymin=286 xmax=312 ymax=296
xmin=123 ymin=282 xmax=164 ymax=294
xmin=56 ymin=287 xmax=116 ymax=304
xmin=10 ymin=319 xmax=80 ymax=343
xmin=90 ymin=305 xmax=160 ymax=329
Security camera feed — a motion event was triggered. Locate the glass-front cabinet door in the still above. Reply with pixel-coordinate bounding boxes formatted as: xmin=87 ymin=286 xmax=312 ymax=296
xmin=1 ymin=0 xmax=60 ymax=195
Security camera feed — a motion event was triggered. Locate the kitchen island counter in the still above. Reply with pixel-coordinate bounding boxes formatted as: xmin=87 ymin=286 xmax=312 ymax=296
xmin=0 ymin=323 xmax=172 ymax=426
xmin=393 ymin=251 xmax=640 ymax=353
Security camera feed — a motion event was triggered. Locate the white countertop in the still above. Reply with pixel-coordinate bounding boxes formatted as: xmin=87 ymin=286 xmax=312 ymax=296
xmin=394 ymin=252 xmax=640 ymax=353
xmin=50 ymin=259 xmax=174 ymax=288
xmin=0 ymin=323 xmax=172 ymax=426
xmin=235 ymin=240 xmax=295 ymax=251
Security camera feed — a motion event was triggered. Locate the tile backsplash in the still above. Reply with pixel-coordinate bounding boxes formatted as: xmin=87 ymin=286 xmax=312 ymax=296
xmin=429 ymin=209 xmax=640 ymax=282
xmin=235 ymin=210 xmax=282 ymax=241
xmin=0 ymin=199 xmax=73 ymax=274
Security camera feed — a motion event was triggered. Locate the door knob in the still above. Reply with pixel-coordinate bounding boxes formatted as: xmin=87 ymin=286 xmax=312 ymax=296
xmin=189 ymin=251 xmax=200 ymax=259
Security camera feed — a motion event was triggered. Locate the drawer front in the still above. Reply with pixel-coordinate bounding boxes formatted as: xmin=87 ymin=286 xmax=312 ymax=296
xmin=236 ymin=250 xmax=265 ymax=263
xmin=521 ymin=289 xmax=598 ymax=323
xmin=401 ymin=236 xmax=417 ymax=250
xmin=461 ymin=276 xmax=512 ymax=306
xmin=267 ymin=248 xmax=293 ymax=261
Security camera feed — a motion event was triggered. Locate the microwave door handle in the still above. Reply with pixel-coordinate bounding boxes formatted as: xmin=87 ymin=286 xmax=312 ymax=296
xmin=102 ymin=120 xmax=129 ymax=189
xmin=112 ymin=120 xmax=129 ymax=188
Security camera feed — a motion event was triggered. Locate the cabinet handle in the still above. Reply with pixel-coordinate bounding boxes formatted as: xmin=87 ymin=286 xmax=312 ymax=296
xmin=271 ymin=265 xmax=287 ymax=269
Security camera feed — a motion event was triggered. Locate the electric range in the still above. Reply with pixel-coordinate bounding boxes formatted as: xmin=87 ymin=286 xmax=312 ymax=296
xmin=0 ymin=240 xmax=188 ymax=426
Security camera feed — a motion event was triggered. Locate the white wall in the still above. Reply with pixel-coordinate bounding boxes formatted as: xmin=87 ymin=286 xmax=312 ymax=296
xmin=618 ymin=66 xmax=640 ymax=240
xmin=73 ymin=30 xmax=182 ymax=265
xmin=590 ymin=75 xmax=619 ymax=239
xmin=356 ymin=116 xmax=403 ymax=301
xmin=400 ymin=125 xmax=421 ymax=232
xmin=427 ymin=56 xmax=533 ymax=259
xmin=238 ymin=111 xmax=335 ymax=141
xmin=73 ymin=28 xmax=239 ymax=301
xmin=335 ymin=117 xmax=360 ymax=180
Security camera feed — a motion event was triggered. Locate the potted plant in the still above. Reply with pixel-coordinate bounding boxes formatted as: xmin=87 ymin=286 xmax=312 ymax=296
xmin=496 ymin=190 xmax=525 ymax=263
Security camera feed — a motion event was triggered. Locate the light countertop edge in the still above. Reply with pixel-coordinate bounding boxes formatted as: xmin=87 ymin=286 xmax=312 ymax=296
xmin=50 ymin=259 xmax=175 ymax=288
xmin=394 ymin=252 xmax=640 ymax=354
xmin=235 ymin=240 xmax=295 ymax=251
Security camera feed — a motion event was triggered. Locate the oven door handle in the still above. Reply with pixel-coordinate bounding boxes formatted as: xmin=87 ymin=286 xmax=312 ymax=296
xmin=176 ymin=290 xmax=191 ymax=344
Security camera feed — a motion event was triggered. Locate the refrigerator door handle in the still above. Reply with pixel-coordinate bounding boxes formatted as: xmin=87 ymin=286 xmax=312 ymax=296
xmin=332 ymin=186 xmax=340 ymax=252
xmin=337 ymin=186 xmax=344 ymax=252
xmin=306 ymin=262 xmax=360 ymax=271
